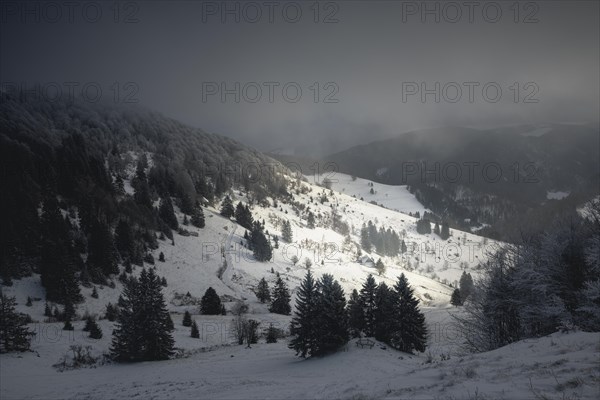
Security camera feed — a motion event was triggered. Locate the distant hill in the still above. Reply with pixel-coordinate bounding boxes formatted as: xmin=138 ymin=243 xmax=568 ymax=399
xmin=321 ymin=125 xmax=600 ymax=240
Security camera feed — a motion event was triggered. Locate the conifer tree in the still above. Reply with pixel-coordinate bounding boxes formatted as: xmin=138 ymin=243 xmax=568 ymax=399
xmin=0 ymin=294 xmax=34 ymax=353
xmin=390 ymin=274 xmax=427 ymax=353
xmin=375 ymin=258 xmax=386 ymax=276
xmin=269 ymin=276 xmax=291 ymax=315
xmin=459 ymin=271 xmax=474 ymax=301
xmin=191 ymin=206 xmax=205 ymax=228
xmin=314 ymin=274 xmax=348 ymax=355
xmin=266 ymin=324 xmax=278 ymax=343
xmin=450 ymin=288 xmax=463 ymax=306
xmin=89 ymin=319 xmax=103 ymax=339
xmin=83 ymin=315 xmax=95 ymax=331
xmin=359 ymin=274 xmax=378 ymax=337
xmin=360 ymin=225 xmax=371 ymax=252
xmin=347 ymin=289 xmax=364 ymax=338
xmin=307 ymin=212 xmax=316 ymax=229
xmin=440 ymin=222 xmax=450 ymax=240
xmin=220 ymin=196 xmax=235 ymax=218
xmin=251 ymin=223 xmax=272 ymax=262
xmin=255 ymin=278 xmax=271 ymax=303
xmin=374 ymin=282 xmax=395 ymax=343
xmin=289 ymin=271 xmax=319 ymax=357
xmin=111 ymin=268 xmax=174 ymax=361
xmin=158 ymin=252 xmax=165 ymax=262
xmin=235 ymin=202 xmax=254 ymax=230
xmin=182 ymin=310 xmax=192 ymax=327
xmin=200 ymin=287 xmax=222 ymax=315
xmin=91 ymin=286 xmax=99 ymax=298
xmin=87 ymin=219 xmax=119 ymax=277
xmin=190 ymin=320 xmax=199 ymax=338
xmin=105 ymin=302 xmax=118 ymax=321
xmin=44 ymin=302 xmax=52 ymax=317
xmin=281 ymin=220 xmax=293 ymax=243
xmin=114 ymin=219 xmax=134 ymax=262
xmin=159 ymin=196 xmax=179 ymax=230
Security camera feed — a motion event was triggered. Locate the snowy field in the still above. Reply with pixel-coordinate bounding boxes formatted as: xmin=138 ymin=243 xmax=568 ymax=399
xmin=3 ymin=161 xmax=596 ymax=400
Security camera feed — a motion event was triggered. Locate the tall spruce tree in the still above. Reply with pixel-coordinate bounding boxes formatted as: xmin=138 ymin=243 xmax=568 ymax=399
xmin=0 ymin=294 xmax=35 ymax=353
xmin=182 ymin=310 xmax=192 ymax=326
xmin=374 ymin=282 xmax=395 ymax=343
xmin=281 ymin=220 xmax=293 ymax=243
xmin=314 ymin=274 xmax=348 ymax=355
xmin=251 ymin=223 xmax=272 ymax=262
xmin=220 ymin=196 xmax=235 ymax=218
xmin=450 ymin=288 xmax=463 ymax=306
xmin=269 ymin=276 xmax=291 ymax=315
xmin=347 ymin=289 xmax=364 ymax=338
xmin=359 ymin=274 xmax=378 ymax=337
xmin=191 ymin=205 xmax=205 ymax=228
xmin=159 ymin=196 xmax=178 ymax=230
xmin=255 ymin=278 xmax=271 ymax=303
xmin=235 ymin=202 xmax=254 ymax=230
xmin=289 ymin=271 xmax=319 ymax=357
xmin=111 ymin=268 xmax=174 ymax=361
xmin=200 ymin=287 xmax=222 ymax=315
xmin=390 ymin=274 xmax=427 ymax=353
xmin=87 ymin=219 xmax=119 ymax=277
xmin=306 ymin=212 xmax=316 ymax=229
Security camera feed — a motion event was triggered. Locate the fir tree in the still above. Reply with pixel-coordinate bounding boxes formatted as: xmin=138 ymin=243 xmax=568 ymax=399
xmin=281 ymin=220 xmax=293 ymax=243
xmin=200 ymin=287 xmax=222 ymax=315
xmin=251 ymin=224 xmax=272 ymax=262
xmin=114 ymin=219 xmax=134 ymax=262
xmin=0 ymin=295 xmax=35 ymax=353
xmin=314 ymin=274 xmax=348 ymax=355
xmin=235 ymin=202 xmax=254 ymax=230
xmin=374 ymin=282 xmax=395 ymax=343
xmin=44 ymin=302 xmax=52 ymax=317
xmin=459 ymin=271 xmax=474 ymax=302
xmin=269 ymin=276 xmax=291 ymax=315
xmin=266 ymin=324 xmax=278 ymax=343
xmin=89 ymin=320 xmax=103 ymax=339
xmin=450 ymin=288 xmax=463 ymax=306
xmin=255 ymin=278 xmax=271 ymax=303
xmin=182 ymin=310 xmax=192 ymax=327
xmin=83 ymin=315 xmax=95 ymax=331
xmin=158 ymin=252 xmax=165 ymax=262
xmin=63 ymin=318 xmax=74 ymax=331
xmin=359 ymin=274 xmax=378 ymax=337
xmin=159 ymin=196 xmax=179 ymax=230
xmin=375 ymin=258 xmax=386 ymax=276
xmin=111 ymin=268 xmax=174 ymax=362
xmin=307 ymin=212 xmax=316 ymax=229
xmin=191 ymin=206 xmax=205 ymax=228
xmin=190 ymin=320 xmax=199 ymax=338
xmin=91 ymin=287 xmax=99 ymax=298
xmin=347 ymin=289 xmax=364 ymax=338
xmin=360 ymin=225 xmax=371 ymax=252
xmin=389 ymin=274 xmax=427 ymax=353
xmin=105 ymin=302 xmax=118 ymax=321
xmin=220 ymin=196 xmax=235 ymax=218
xmin=289 ymin=271 xmax=319 ymax=357
xmin=440 ymin=222 xmax=450 ymax=240
xmin=87 ymin=219 xmax=119 ymax=277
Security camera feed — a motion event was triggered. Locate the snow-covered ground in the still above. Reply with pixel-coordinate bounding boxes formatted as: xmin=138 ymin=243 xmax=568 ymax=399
xmin=5 ymin=159 xmax=593 ymax=400
xmin=325 ymin=172 xmax=428 ymax=215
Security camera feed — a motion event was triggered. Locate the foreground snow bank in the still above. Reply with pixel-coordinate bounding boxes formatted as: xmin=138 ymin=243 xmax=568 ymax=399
xmin=2 ymin=327 xmax=598 ymax=400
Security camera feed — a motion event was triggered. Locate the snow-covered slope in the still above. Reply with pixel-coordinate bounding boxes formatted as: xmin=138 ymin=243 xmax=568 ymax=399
xmin=1 ymin=155 xmax=506 ymax=399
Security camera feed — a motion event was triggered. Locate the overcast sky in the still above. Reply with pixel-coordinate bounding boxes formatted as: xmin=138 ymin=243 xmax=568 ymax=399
xmin=1 ymin=1 xmax=598 ymax=155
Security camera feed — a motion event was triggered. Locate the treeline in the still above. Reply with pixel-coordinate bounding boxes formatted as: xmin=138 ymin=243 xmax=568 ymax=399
xmin=455 ymin=200 xmax=600 ymax=352
xmin=0 ymin=94 xmax=292 ymax=304
xmin=360 ymin=221 xmax=402 ymax=257
xmin=289 ymin=272 xmax=427 ymax=358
